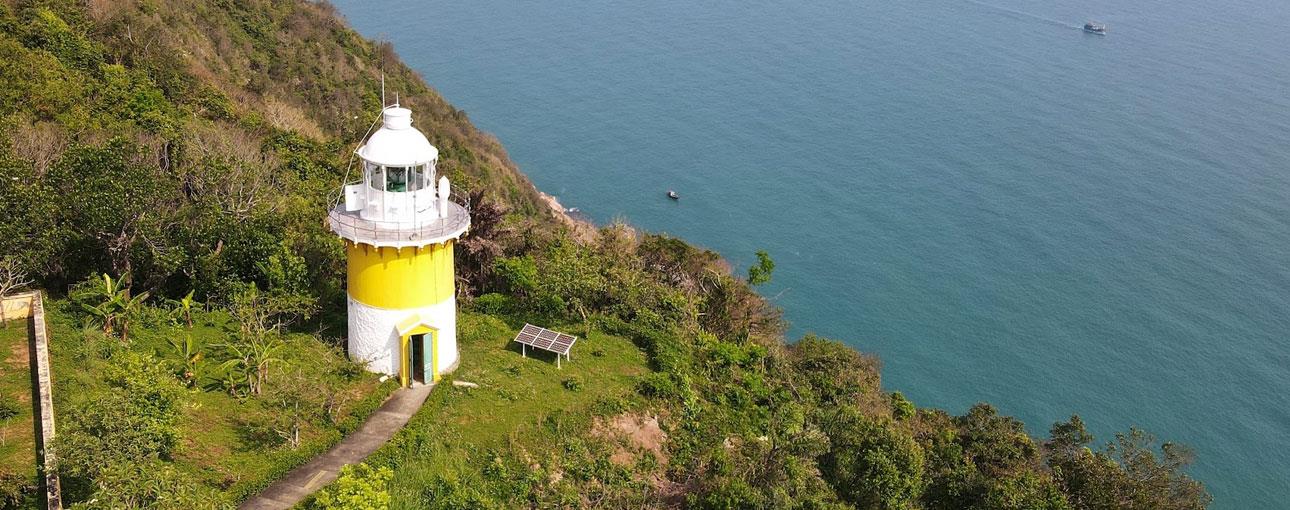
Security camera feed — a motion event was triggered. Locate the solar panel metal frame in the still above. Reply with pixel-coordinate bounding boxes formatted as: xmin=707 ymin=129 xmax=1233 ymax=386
xmin=513 ymin=323 xmax=577 ymax=356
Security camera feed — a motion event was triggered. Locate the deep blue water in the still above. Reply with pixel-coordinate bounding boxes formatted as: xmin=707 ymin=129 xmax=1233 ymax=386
xmin=332 ymin=0 xmax=1290 ymax=507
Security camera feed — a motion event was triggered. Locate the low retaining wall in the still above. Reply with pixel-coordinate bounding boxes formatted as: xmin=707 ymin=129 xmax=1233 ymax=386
xmin=4 ymin=292 xmax=60 ymax=509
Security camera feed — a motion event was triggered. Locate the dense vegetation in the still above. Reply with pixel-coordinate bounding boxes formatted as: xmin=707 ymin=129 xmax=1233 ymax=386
xmin=0 ymin=0 xmax=1209 ymax=509
xmin=357 ymin=221 xmax=1209 ymax=510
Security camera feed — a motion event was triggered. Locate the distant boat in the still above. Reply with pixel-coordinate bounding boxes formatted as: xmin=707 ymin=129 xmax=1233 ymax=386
xmin=667 ymin=190 xmax=679 ymax=200
xmin=1083 ymin=22 xmax=1107 ymax=34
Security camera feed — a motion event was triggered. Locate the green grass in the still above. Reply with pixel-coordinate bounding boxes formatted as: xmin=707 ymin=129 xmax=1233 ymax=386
xmin=424 ymin=313 xmax=646 ymax=447
xmin=365 ymin=312 xmax=653 ymax=507
xmin=0 ymin=318 xmax=37 ymax=495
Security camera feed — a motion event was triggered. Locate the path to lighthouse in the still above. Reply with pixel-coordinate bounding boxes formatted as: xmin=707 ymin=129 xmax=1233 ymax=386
xmin=239 ymin=385 xmax=434 ymax=509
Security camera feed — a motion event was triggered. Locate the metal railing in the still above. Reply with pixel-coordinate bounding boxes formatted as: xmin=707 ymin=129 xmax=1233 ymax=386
xmin=328 ymin=185 xmax=472 ymax=246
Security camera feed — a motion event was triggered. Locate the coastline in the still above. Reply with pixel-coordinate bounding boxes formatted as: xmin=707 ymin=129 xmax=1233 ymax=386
xmin=538 ymin=190 xmax=598 ymax=240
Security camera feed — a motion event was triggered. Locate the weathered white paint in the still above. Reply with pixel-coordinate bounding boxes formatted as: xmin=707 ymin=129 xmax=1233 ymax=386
xmin=357 ymin=107 xmax=438 ymax=166
xmin=437 ymin=176 xmax=451 ymax=218
xmin=343 ymin=183 xmax=365 ymax=212
xmin=347 ymin=295 xmax=458 ymax=377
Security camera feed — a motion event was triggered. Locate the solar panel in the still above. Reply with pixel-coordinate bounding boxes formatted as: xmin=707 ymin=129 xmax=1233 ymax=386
xmin=513 ymin=323 xmax=578 ymax=367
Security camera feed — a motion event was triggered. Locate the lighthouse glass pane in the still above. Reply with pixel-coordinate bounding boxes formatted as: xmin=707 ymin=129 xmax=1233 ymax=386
xmin=386 ymin=166 xmax=408 ymax=192
xmin=409 ymin=164 xmax=427 ymax=191
xmin=367 ymin=162 xmax=381 ymax=190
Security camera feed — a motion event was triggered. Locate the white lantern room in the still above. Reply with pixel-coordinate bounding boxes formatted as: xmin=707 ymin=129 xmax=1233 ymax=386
xmin=343 ymin=106 xmax=456 ymax=225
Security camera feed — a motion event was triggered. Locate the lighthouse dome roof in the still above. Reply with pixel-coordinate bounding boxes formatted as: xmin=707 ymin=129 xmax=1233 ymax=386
xmin=357 ymin=107 xmax=439 ymax=166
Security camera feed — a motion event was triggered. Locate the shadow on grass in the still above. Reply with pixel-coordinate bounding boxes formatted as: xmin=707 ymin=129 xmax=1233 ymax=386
xmin=231 ymin=415 xmax=285 ymax=452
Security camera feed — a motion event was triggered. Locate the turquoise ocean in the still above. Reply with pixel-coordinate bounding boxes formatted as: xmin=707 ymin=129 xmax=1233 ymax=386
xmin=332 ymin=0 xmax=1290 ymax=507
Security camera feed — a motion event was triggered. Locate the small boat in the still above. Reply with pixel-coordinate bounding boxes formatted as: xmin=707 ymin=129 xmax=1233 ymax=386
xmin=1083 ymin=22 xmax=1107 ymax=34
xmin=667 ymin=190 xmax=679 ymax=200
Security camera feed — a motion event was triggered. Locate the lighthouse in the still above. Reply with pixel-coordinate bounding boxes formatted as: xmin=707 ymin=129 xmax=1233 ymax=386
xmin=328 ymin=106 xmax=470 ymax=387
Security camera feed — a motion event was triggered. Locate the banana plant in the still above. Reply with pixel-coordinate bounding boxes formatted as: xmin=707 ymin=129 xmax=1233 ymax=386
xmin=116 ymin=288 xmax=149 ymax=343
xmin=218 ymin=334 xmax=285 ymax=397
xmin=213 ymin=359 xmax=249 ymax=398
xmin=169 ymin=334 xmax=203 ymax=387
xmin=167 ymin=290 xmax=199 ymax=329
xmin=77 ymin=273 xmax=150 ymax=342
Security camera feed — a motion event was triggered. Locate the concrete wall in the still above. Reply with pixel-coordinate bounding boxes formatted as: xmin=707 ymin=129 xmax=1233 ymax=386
xmin=3 ymin=292 xmax=61 ymax=509
xmin=0 ymin=294 xmax=33 ymax=323
xmin=347 ymin=296 xmax=458 ymax=379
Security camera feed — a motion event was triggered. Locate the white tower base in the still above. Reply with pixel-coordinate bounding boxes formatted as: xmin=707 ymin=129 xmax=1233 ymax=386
xmin=346 ymin=296 xmax=459 ymax=378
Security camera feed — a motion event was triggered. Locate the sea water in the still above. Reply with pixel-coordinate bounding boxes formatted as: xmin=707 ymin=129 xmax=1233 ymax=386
xmin=332 ymin=0 xmax=1290 ymax=506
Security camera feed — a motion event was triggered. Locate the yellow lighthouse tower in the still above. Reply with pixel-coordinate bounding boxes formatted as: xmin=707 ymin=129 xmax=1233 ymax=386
xmin=328 ymin=106 xmax=469 ymax=387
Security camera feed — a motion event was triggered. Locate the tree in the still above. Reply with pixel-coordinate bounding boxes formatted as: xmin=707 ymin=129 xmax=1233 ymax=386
xmin=265 ymin=368 xmax=325 ymax=449
xmin=219 ymin=283 xmax=312 ymax=396
xmin=44 ymin=140 xmax=183 ymax=287
xmin=954 ymin=403 xmax=1041 ymax=476
xmin=0 ymin=155 xmax=62 ymax=282
xmin=821 ymin=411 xmax=926 ymax=510
xmin=0 ymin=258 xmax=31 ymax=297
xmin=456 ymin=190 xmax=509 ymax=296
xmin=0 ymin=258 xmax=32 ymax=326
xmin=312 ymin=463 xmax=393 ymax=510
xmin=700 ymin=270 xmax=782 ymax=340
xmin=919 ymin=406 xmax=1070 ymax=510
xmin=978 ymin=471 xmax=1071 ymax=510
xmin=1046 ymin=416 xmax=1210 ymax=510
xmin=790 ymin=335 xmax=881 ymax=406
xmin=746 ymin=250 xmax=775 ymax=286
xmin=708 ymin=405 xmax=842 ymax=509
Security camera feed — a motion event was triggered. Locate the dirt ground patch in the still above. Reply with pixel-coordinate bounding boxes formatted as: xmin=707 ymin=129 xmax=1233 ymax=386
xmin=5 ymin=335 xmax=27 ymax=369
xmin=594 ymin=413 xmax=667 ymax=466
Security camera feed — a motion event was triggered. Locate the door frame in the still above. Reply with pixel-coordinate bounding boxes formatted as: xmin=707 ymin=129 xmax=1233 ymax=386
xmin=399 ymin=325 xmax=439 ymax=387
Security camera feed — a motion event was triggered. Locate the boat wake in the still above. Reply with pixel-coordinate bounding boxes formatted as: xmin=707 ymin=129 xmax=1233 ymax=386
xmin=960 ymin=0 xmax=1080 ymax=30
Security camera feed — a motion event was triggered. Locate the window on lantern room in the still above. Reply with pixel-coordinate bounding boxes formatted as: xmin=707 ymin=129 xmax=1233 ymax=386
xmin=368 ymin=164 xmax=430 ymax=192
xmin=366 ymin=162 xmax=381 ymax=190
xmin=410 ymin=164 xmax=427 ymax=191
xmin=386 ymin=166 xmax=408 ymax=192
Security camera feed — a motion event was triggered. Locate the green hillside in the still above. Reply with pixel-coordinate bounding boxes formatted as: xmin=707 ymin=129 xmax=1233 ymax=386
xmin=0 ymin=1 xmax=1208 ymax=509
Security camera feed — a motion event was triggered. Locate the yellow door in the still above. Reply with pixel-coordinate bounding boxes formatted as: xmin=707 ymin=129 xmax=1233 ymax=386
xmin=399 ymin=326 xmax=439 ymax=387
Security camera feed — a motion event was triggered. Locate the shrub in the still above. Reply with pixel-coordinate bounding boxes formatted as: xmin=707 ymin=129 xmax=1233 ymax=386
xmin=57 ymin=350 xmax=184 ymax=493
xmin=637 ymin=372 xmax=684 ymax=399
xmin=891 ymin=391 xmax=915 ymax=421
xmin=562 ymin=376 xmax=583 ymax=392
xmin=312 ymin=463 xmax=393 ymax=510
xmin=791 ymin=335 xmax=881 ymax=405
xmin=471 ymin=292 xmax=512 ymax=315
xmin=72 ymin=459 xmax=230 ymax=510
xmin=0 ymin=470 xmax=35 ymax=509
xmin=0 ymin=396 xmax=19 ymax=421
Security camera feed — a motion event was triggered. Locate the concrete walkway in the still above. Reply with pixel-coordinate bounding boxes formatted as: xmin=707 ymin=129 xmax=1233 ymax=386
xmin=240 ymin=384 xmax=434 ymax=510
